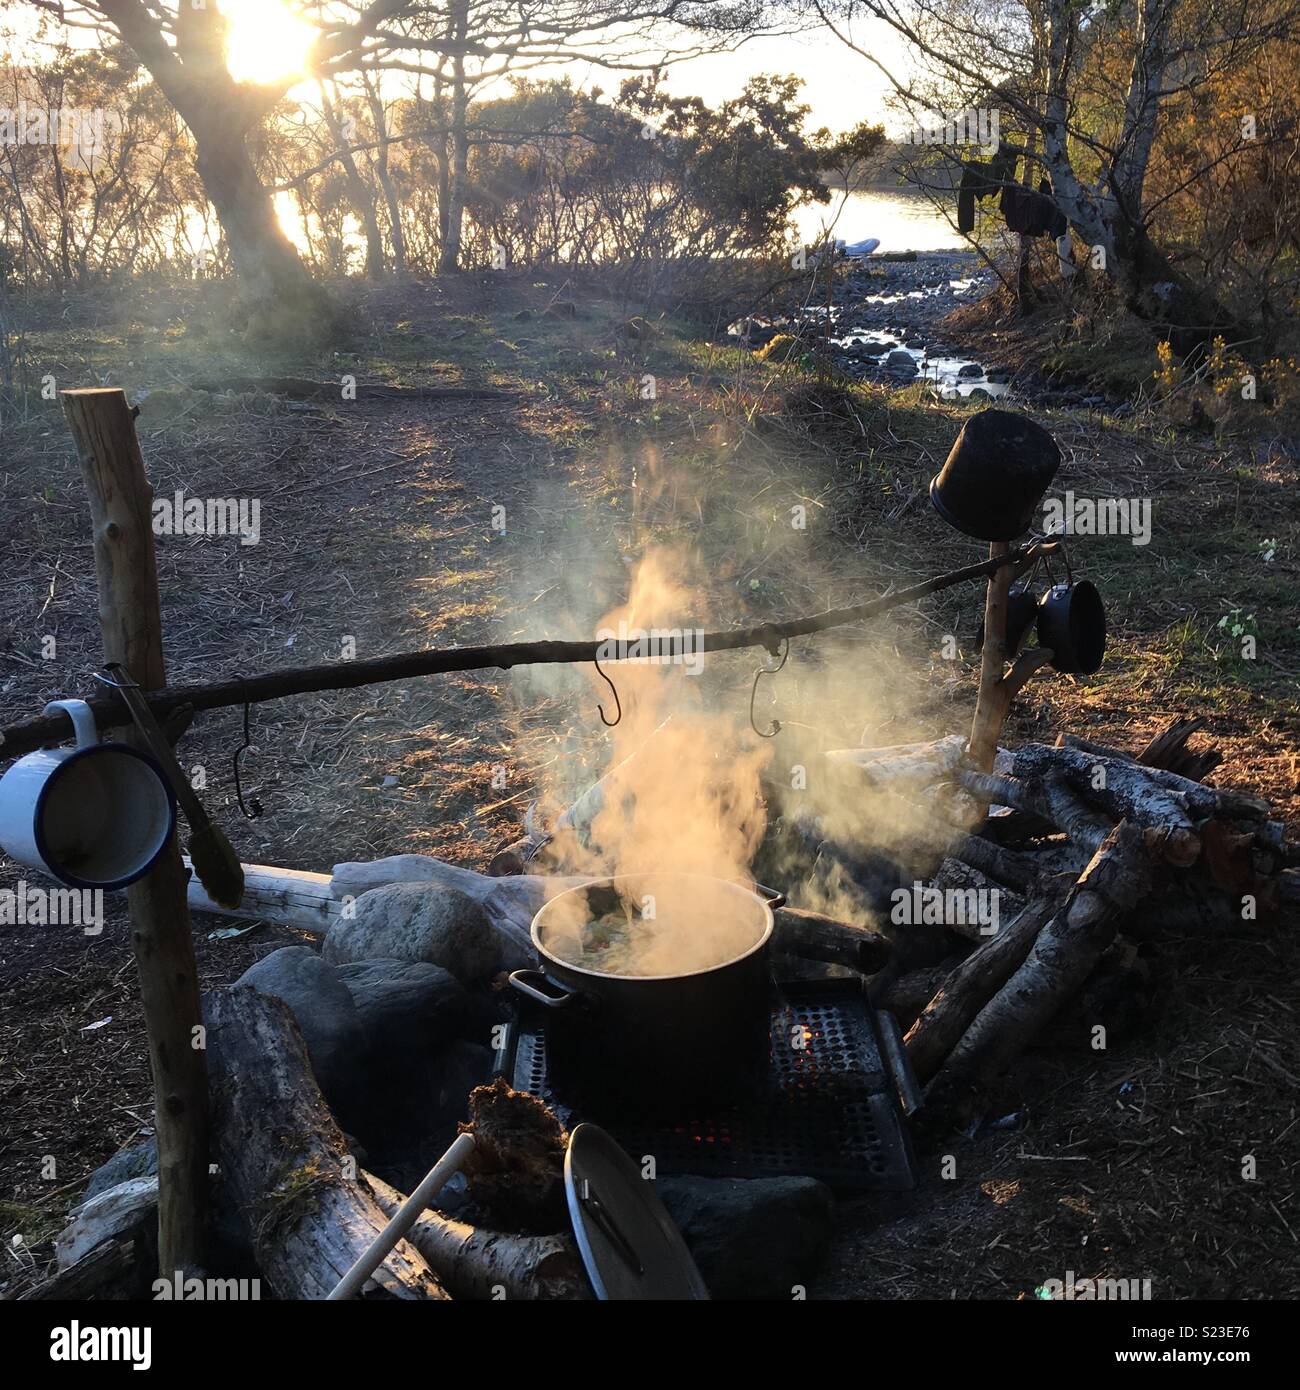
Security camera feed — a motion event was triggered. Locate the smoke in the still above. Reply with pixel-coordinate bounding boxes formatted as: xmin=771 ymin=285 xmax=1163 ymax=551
xmin=507 ymin=429 xmax=982 ymax=970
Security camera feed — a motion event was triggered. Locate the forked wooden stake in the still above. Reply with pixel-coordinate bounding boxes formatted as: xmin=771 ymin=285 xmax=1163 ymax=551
xmin=61 ymin=387 xmax=209 ymax=1276
xmin=968 ymin=540 xmax=1054 ymax=771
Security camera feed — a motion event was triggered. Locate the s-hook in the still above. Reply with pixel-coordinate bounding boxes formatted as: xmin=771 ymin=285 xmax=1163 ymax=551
xmin=232 ymin=681 xmax=264 ymax=820
xmin=749 ymin=636 xmax=789 ymax=739
xmin=593 ymin=654 xmax=622 ymax=728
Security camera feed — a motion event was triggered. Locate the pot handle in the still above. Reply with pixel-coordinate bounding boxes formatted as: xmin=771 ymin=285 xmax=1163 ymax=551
xmin=752 ymin=881 xmax=787 ymax=912
xmin=508 ymin=969 xmax=580 ymax=1010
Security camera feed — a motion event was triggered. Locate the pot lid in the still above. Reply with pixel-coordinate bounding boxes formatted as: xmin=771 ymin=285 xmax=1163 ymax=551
xmin=564 ymin=1123 xmax=709 ymax=1301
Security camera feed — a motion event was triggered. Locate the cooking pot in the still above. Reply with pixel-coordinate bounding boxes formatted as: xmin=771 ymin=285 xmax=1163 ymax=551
xmin=1036 ymin=580 xmax=1106 ymax=674
xmin=509 ymin=873 xmax=782 ymax=1113
xmin=929 ymin=409 xmax=1061 ymax=542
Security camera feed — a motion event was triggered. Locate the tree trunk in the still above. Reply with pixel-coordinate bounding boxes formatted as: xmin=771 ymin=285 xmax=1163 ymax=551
xmin=192 ymin=119 xmax=331 ymax=321
xmin=320 ymin=83 xmax=385 ymax=278
xmin=439 ymin=1 xmax=470 ymax=274
xmin=99 ymin=0 xmax=332 ymax=328
xmin=364 ymin=76 xmax=407 ymax=272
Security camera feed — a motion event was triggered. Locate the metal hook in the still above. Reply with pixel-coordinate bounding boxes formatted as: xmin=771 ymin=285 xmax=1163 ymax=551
xmin=594 ymin=656 xmax=622 ymax=728
xmin=232 ymin=682 xmax=263 ymax=820
xmin=749 ymin=636 xmax=789 ymax=738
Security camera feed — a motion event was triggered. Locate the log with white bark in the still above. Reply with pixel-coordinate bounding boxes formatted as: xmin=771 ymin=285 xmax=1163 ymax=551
xmin=825 ymin=734 xmax=968 ymax=789
xmin=205 ymin=986 xmax=449 ymax=1300
xmin=929 ymin=858 xmax=1027 ymax=940
xmin=366 ymin=1172 xmax=590 ymax=1301
xmin=954 ymin=768 xmax=1113 ymax=855
xmin=925 ymin=822 xmax=1156 ymax=1120
xmin=903 ymin=893 xmax=1062 ymax=1084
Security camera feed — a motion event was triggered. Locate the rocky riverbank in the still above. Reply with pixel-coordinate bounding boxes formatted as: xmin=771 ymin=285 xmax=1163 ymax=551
xmin=728 ymin=250 xmax=1127 ymax=412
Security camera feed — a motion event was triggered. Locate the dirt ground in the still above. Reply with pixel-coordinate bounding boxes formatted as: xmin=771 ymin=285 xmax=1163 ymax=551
xmin=1 ymin=272 xmax=1297 ymax=1298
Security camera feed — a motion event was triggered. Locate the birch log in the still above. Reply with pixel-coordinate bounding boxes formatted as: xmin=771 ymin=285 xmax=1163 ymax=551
xmin=925 ymin=822 xmax=1156 ymax=1120
xmin=366 ymin=1173 xmax=591 ymax=1300
xmin=205 ymin=986 xmax=449 ymax=1300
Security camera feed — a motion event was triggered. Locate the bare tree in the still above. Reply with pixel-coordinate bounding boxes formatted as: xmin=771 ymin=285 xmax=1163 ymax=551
xmin=814 ymin=0 xmax=1300 ymax=342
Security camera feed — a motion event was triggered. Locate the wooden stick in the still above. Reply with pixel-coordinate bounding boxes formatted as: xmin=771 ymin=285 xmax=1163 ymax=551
xmin=968 ymin=541 xmax=1013 ymax=772
xmin=327 ymin=1133 xmax=477 ymax=1300
xmin=1 ymin=544 xmax=1050 ymax=758
xmin=62 ymin=387 xmax=209 ymax=1278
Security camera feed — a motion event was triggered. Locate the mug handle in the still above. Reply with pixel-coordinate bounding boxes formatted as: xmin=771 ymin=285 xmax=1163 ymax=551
xmin=43 ymin=699 xmax=98 ymax=750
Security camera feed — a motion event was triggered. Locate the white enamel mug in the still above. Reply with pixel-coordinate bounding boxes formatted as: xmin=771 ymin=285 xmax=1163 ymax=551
xmin=0 ymin=699 xmax=176 ymax=890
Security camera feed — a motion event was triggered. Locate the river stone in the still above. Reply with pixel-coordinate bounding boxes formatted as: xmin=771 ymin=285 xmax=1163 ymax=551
xmin=958 ymin=363 xmax=984 ymax=379
xmin=235 ymin=946 xmax=368 ymax=1112
xmin=323 ymin=882 xmax=499 ymax=983
xmin=656 ymin=1175 xmax=834 ymax=1299
xmin=335 ymin=958 xmax=469 ymax=1057
xmin=884 ymin=349 xmax=917 ymax=376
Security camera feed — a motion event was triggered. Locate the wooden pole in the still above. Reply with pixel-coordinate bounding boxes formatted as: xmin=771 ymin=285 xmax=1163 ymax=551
xmin=968 ymin=541 xmax=1055 ymax=772
xmin=61 ymin=387 xmax=208 ymax=1277
xmin=1 ymin=541 xmax=1060 ymax=759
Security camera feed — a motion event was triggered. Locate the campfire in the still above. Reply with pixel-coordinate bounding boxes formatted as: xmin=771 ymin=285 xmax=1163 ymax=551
xmin=14 ymin=396 xmax=1297 ymax=1303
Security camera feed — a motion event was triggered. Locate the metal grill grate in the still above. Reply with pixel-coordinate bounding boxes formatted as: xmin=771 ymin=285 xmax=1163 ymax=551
xmin=503 ymin=980 xmax=915 ymax=1190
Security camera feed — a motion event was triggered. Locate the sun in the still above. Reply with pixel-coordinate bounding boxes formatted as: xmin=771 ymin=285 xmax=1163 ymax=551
xmin=220 ymin=0 xmax=317 ymax=87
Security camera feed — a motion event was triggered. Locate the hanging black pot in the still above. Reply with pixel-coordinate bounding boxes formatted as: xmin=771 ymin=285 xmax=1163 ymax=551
xmin=1036 ymin=580 xmax=1106 ymax=673
xmin=930 ymin=409 xmax=1061 ymax=542
xmin=974 ymin=583 xmax=1040 ymax=655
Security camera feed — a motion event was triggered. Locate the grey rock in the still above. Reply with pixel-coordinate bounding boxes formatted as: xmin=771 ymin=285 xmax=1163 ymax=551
xmin=885 ymin=349 xmax=917 ymax=373
xmin=958 ymin=363 xmax=984 ymax=379
xmin=323 ymin=883 xmax=500 ymax=983
xmin=235 ymin=946 xmax=368 ymax=1109
xmin=336 ymin=957 xmax=469 ymax=1056
xmin=656 ymin=1174 xmax=834 ymax=1299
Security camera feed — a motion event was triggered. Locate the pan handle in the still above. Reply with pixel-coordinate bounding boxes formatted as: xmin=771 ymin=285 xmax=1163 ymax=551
xmin=751 ymin=882 xmax=787 ymax=912
xmin=508 ymin=969 xmax=580 ymax=1010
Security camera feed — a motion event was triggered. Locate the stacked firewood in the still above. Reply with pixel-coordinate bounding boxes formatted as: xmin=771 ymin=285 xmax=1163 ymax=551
xmin=834 ymin=718 xmax=1297 ymax=1126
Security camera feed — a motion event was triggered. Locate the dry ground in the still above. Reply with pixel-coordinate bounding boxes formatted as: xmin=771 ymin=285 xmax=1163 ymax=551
xmin=1 ymin=271 xmax=1297 ymax=1298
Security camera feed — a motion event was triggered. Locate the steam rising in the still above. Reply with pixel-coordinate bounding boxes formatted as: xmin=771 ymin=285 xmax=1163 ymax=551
xmin=542 ymin=548 xmax=773 ymax=975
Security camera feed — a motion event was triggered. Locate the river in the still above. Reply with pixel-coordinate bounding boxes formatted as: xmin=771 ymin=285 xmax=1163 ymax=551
xmin=792 ymin=187 xmax=965 ymax=255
